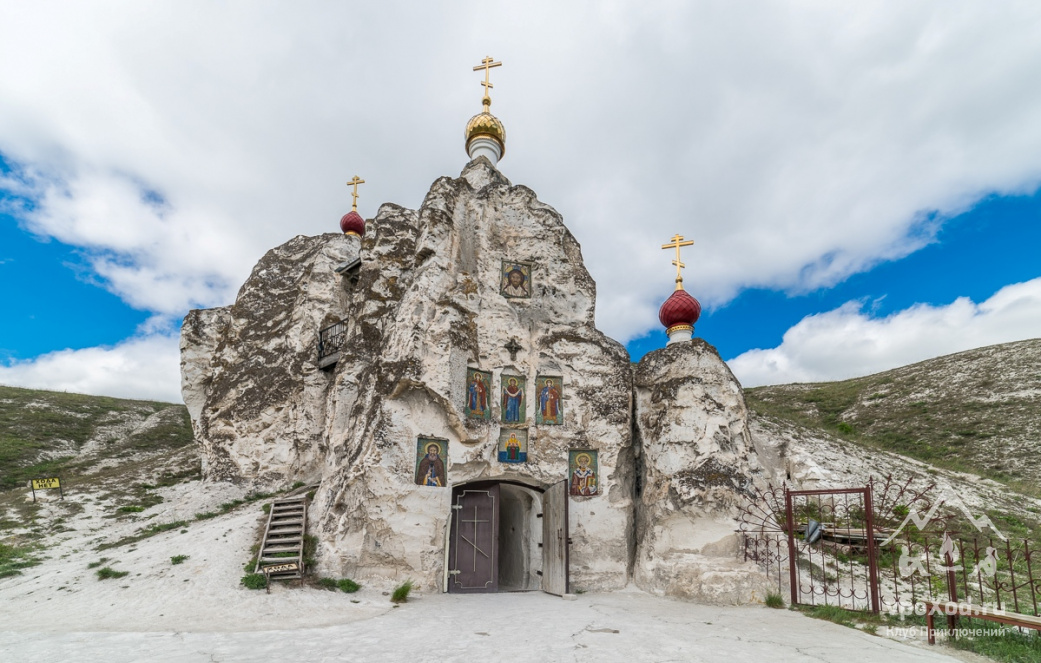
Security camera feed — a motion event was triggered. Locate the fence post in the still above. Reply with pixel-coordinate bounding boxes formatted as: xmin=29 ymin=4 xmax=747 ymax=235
xmin=785 ymin=487 xmax=799 ymax=606
xmin=864 ymin=485 xmax=881 ymax=614
xmin=945 ymin=535 xmax=960 ymax=636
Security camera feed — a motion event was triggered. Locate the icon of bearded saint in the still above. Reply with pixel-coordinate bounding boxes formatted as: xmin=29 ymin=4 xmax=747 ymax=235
xmin=502 ymin=266 xmax=529 ymax=297
xmin=570 ymin=453 xmax=597 ymax=496
xmin=416 ymin=443 xmax=446 ymax=487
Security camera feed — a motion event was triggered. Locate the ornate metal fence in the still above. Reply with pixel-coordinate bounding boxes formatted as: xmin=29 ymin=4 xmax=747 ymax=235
xmin=741 ymin=478 xmax=1041 ymax=618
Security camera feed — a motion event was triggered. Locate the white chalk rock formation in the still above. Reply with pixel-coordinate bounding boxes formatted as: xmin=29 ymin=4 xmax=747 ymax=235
xmin=312 ymin=159 xmax=634 ymax=591
xmin=182 ymin=159 xmax=634 ymax=591
xmin=182 ymin=159 xmax=774 ymax=600
xmin=180 ymin=234 xmax=359 ymax=483
xmin=632 ymin=341 xmax=771 ymax=604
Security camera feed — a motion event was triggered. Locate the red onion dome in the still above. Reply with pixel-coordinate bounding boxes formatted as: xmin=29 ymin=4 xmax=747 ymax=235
xmin=658 ymin=288 xmax=702 ymax=331
xmin=339 ymin=211 xmax=365 ymax=236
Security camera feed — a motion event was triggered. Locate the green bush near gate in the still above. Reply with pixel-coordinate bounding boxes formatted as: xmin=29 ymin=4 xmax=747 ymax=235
xmin=764 ymin=593 xmax=784 ymax=609
xmin=338 ymin=578 xmax=360 ymax=593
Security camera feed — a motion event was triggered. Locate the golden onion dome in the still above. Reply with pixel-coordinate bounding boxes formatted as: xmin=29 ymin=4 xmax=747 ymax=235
xmin=465 ymin=103 xmax=506 ymax=157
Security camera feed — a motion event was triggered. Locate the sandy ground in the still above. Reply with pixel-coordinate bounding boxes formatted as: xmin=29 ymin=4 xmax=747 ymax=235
xmin=1 ymin=589 xmax=979 ymax=662
xmin=0 ymin=480 xmax=982 ymax=662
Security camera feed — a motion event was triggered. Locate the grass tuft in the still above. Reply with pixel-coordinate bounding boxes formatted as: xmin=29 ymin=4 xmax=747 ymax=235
xmin=96 ymin=566 xmax=129 ymax=580
xmin=317 ymin=577 xmax=338 ymax=590
xmin=947 ymin=618 xmax=1041 ymax=662
xmin=170 ymin=555 xmax=189 ymax=565
xmin=87 ymin=557 xmax=110 ymax=569
xmin=0 ymin=542 xmax=43 ymax=578
xmin=241 ymin=573 xmax=267 ymax=590
xmin=97 ymin=520 xmax=190 ymax=551
xmin=391 ymin=579 xmax=414 ymax=603
xmin=764 ymin=593 xmax=785 ymax=609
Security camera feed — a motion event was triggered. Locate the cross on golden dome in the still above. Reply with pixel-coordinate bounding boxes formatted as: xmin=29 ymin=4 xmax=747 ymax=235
xmin=661 ymin=234 xmax=694 ymax=291
xmin=346 ymin=175 xmax=365 ymax=212
xmin=473 ymin=56 xmax=502 ymax=109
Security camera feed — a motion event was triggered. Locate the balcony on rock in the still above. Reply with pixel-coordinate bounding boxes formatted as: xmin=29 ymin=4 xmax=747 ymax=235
xmin=318 ymin=320 xmax=347 ymax=370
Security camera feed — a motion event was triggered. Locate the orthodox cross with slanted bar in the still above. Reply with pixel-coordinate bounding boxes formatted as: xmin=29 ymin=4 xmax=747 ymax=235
xmin=346 ymin=175 xmax=365 ymax=212
xmin=661 ymin=234 xmax=694 ymax=291
xmin=505 ymin=338 xmax=522 ymax=361
xmin=473 ymin=56 xmax=502 ymax=107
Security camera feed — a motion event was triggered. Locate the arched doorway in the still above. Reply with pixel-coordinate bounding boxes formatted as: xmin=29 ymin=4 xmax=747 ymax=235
xmin=447 ymin=479 xmax=569 ymax=595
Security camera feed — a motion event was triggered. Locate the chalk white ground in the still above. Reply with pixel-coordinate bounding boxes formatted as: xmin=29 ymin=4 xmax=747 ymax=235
xmin=1 ymin=588 xmax=985 ymax=663
xmin=0 ymin=476 xmax=984 ymax=662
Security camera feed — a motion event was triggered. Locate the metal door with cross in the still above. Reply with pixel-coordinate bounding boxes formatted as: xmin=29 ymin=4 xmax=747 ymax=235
xmin=448 ymin=484 xmax=500 ymax=593
xmin=541 ymin=480 xmax=569 ymax=596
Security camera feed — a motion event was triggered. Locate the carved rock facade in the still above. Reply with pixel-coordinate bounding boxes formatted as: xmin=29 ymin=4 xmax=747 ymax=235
xmin=181 ymin=159 xmax=767 ymax=601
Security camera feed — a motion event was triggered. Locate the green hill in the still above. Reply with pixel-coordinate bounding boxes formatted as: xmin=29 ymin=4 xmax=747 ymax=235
xmin=745 ymin=338 xmax=1041 ymax=492
xmin=0 ymin=385 xmax=194 ymax=491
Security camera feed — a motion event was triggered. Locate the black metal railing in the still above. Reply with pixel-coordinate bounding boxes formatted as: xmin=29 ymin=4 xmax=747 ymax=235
xmin=318 ymin=321 xmax=347 ymax=363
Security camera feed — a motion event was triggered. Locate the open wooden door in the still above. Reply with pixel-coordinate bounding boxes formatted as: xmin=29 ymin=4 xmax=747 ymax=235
xmin=448 ymin=484 xmax=499 ymax=593
xmin=541 ymin=479 xmax=569 ymax=596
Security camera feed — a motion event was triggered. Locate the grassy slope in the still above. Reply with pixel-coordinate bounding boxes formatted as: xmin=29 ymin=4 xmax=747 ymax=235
xmin=0 ymin=385 xmax=193 ymax=490
xmin=746 ymin=338 xmax=1041 ymax=492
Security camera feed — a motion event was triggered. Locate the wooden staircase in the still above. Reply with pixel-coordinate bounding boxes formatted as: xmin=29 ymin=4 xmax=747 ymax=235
xmin=257 ymin=494 xmax=309 ymax=581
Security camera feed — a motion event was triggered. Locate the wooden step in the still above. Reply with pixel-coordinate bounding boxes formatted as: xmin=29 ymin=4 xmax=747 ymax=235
xmin=263 ymin=544 xmax=301 ymax=553
xmin=267 ymin=531 xmax=302 ymax=539
xmin=271 ymin=517 xmax=303 ymax=525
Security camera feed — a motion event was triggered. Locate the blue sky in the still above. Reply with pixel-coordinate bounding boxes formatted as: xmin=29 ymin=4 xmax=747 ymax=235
xmin=630 ymin=189 xmax=1041 ymax=362
xmin=1 ymin=3 xmax=1041 ymax=402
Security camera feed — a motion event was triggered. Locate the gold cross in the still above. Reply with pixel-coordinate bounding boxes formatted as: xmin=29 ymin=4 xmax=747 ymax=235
xmin=661 ymin=234 xmax=695 ymax=291
xmin=473 ymin=56 xmax=502 ymax=109
xmin=346 ymin=175 xmax=365 ymax=212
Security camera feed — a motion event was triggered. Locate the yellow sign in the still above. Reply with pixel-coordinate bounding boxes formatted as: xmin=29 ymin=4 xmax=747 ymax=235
xmin=262 ymin=562 xmax=298 ymax=573
xmin=31 ymin=477 xmax=61 ymax=490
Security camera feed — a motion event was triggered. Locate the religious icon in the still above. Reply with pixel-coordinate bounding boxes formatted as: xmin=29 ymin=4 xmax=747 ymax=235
xmin=535 ymin=375 xmax=563 ymax=425
xmin=415 ymin=438 xmax=448 ymax=487
xmin=568 ymin=450 xmax=598 ymax=497
xmin=464 ymin=369 xmax=492 ymax=420
xmin=500 ymin=374 xmax=526 ymax=424
xmin=500 ymin=260 xmax=532 ymax=299
xmin=497 ymin=428 xmax=528 ymax=464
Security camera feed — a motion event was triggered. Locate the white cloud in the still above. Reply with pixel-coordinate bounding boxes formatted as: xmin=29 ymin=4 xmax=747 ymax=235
xmin=0 ymin=333 xmax=183 ymax=403
xmin=0 ymin=2 xmax=1040 ymax=343
xmin=729 ymin=278 xmax=1041 ymax=387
